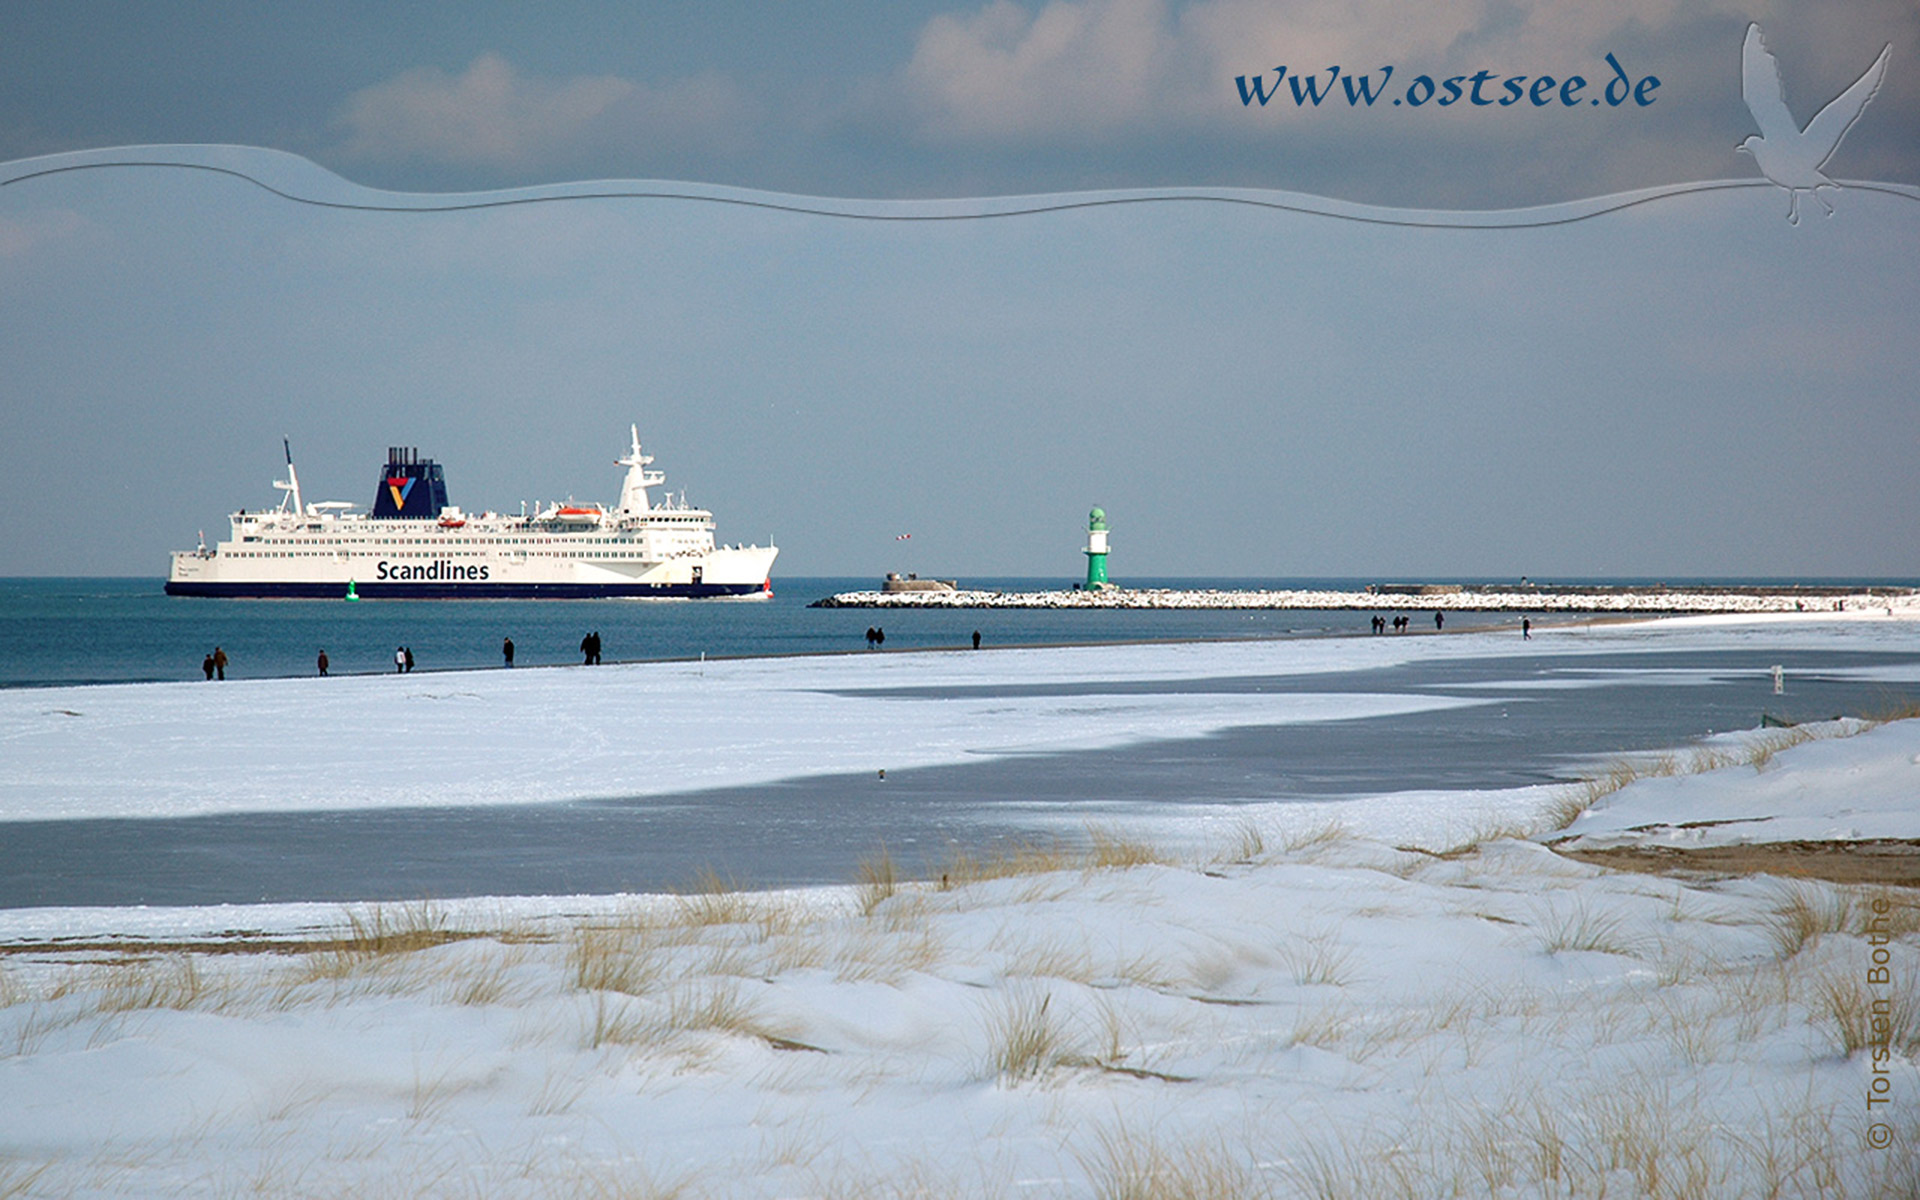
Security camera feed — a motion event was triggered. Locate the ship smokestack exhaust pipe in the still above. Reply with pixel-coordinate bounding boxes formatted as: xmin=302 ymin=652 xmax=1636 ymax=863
xmin=372 ymin=446 xmax=449 ymax=520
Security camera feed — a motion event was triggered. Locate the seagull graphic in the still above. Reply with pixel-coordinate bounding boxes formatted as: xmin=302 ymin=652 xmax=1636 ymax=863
xmin=1739 ymin=23 xmax=1891 ymax=224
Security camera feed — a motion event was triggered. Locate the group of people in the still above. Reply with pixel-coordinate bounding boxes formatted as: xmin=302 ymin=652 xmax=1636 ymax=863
xmin=864 ymin=627 xmax=984 ymax=650
xmin=1367 ymin=612 xmax=1533 ymax=637
xmin=1369 ymin=612 xmax=1447 ymax=634
xmin=214 ymin=631 xmax=622 ymax=678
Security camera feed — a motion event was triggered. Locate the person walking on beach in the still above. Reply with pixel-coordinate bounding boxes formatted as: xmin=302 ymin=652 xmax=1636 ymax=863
xmin=1433 ymin=611 xmax=1444 ymax=631
xmin=591 ymin=632 xmax=602 ymax=665
xmin=972 ymin=630 xmax=981 ymax=650
xmin=395 ymin=646 xmax=406 ymax=674
xmin=581 ymin=632 xmax=594 ymax=665
xmin=404 ymin=646 xmax=415 ymax=673
xmin=502 ymin=636 xmax=515 ymax=667
xmin=202 ymin=652 xmax=215 ymax=681
xmin=865 ymin=627 xmax=877 ymax=649
xmin=317 ymin=649 xmax=329 ymax=677
xmin=211 ymin=646 xmax=228 ymax=680
xmin=875 ymin=627 xmax=885 ymax=648
xmin=1522 ymin=618 xmax=1531 ymax=640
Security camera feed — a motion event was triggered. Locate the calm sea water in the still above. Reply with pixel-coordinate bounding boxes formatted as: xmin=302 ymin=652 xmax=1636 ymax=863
xmin=7 ymin=575 xmax=1919 ymax=906
xmin=4 ymin=576 xmax=1913 ymax=689
xmin=0 ymin=576 xmax=1393 ymax=687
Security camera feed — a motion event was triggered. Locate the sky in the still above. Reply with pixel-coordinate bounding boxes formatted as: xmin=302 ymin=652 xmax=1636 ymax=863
xmin=0 ymin=2 xmax=1916 ymax=578
xmin=2 ymin=1 xmax=1917 ymax=206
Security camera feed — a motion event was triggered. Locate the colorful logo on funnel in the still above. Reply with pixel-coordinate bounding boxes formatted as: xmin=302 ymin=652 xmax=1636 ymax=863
xmin=387 ymin=476 xmax=415 ymax=510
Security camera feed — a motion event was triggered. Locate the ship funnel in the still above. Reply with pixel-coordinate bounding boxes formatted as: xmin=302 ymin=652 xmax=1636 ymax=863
xmin=371 ymin=446 xmax=449 ymax=520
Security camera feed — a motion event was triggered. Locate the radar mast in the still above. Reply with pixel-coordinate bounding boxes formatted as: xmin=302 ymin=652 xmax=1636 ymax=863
xmin=616 ymin=424 xmax=666 ymax=514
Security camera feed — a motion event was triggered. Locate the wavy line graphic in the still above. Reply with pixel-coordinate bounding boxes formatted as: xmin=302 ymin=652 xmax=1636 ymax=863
xmin=3 ymin=145 xmax=1916 ymax=230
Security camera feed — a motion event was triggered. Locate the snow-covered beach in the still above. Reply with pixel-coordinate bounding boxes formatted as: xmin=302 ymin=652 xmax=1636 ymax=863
xmin=2 ymin=614 xmax=1917 ymax=1197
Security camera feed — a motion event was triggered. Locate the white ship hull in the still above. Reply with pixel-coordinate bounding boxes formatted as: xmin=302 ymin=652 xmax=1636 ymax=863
xmin=167 ymin=545 xmax=778 ymax=599
xmin=166 ymin=430 xmax=778 ymax=600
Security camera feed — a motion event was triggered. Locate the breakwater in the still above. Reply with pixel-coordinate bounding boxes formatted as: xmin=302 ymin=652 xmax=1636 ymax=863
xmin=811 ymin=585 xmax=1920 ymax=613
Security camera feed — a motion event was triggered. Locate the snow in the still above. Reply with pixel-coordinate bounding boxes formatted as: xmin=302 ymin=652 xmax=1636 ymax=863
xmin=5 ymin=614 xmax=1919 ymax=824
xmin=2 ymin=826 xmax=1913 ymax=1195
xmin=1552 ymin=717 xmax=1920 ymax=849
xmin=0 ymin=640 xmax=1490 ymax=822
xmin=2 ymin=616 xmax=1917 ymax=1196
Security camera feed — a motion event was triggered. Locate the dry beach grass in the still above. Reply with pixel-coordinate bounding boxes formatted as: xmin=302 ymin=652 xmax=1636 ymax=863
xmin=3 ymin=724 xmax=1919 ymax=1197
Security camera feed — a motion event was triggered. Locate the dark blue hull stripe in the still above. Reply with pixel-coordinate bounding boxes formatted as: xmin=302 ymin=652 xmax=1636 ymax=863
xmin=165 ymin=580 xmax=770 ymax=600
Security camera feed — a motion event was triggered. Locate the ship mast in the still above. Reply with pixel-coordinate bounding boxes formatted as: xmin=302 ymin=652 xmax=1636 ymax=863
xmin=616 ymin=424 xmax=665 ymax=515
xmin=275 ymin=437 xmax=306 ymax=517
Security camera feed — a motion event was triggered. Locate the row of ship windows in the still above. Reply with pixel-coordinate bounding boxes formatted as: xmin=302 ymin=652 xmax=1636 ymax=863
xmin=228 ymin=550 xmax=670 ymax=558
xmin=244 ymin=537 xmax=680 ymax=546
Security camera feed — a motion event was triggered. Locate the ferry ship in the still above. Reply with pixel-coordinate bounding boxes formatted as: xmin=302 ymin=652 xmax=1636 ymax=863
xmin=166 ymin=428 xmax=777 ymax=599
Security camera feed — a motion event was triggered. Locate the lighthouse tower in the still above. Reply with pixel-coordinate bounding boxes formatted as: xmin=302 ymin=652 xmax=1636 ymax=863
xmin=1084 ymin=507 xmax=1110 ymax=590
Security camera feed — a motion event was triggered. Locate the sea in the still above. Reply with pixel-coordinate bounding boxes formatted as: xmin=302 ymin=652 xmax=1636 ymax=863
xmin=0 ymin=576 xmax=1430 ymax=688
xmin=7 ymin=575 xmax=1913 ymax=689
xmin=6 ymin=575 xmax=1920 ymax=907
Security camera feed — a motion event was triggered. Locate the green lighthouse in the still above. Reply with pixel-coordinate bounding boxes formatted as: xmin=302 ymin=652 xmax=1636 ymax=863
xmin=1084 ymin=506 xmax=1110 ymax=590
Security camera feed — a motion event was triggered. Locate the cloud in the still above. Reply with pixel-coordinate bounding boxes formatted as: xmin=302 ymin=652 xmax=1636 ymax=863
xmin=881 ymin=0 xmax=1918 ymax=204
xmin=896 ymin=0 xmax=1912 ymax=142
xmin=309 ymin=6 xmax=1913 ymax=205
xmin=334 ymin=54 xmax=634 ymax=170
xmin=332 ymin=54 xmax=765 ymax=179
xmin=902 ymin=0 xmax=1180 ymax=138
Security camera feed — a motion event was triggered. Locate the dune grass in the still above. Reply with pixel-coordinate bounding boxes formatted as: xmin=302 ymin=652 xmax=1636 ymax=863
xmin=1535 ymin=901 xmax=1638 ymax=957
xmin=91 ymin=955 xmax=215 ymax=1014
xmin=675 ymin=869 xmax=763 ymax=928
xmin=1279 ymin=820 xmax=1350 ymax=854
xmin=0 ymin=1160 xmax=52 ymax=1200
xmin=1815 ymin=967 xmax=1920 ymax=1058
xmin=1217 ymin=819 xmax=1267 ymax=864
xmin=570 ymin=927 xmax=663 ymax=996
xmin=936 ymin=839 xmax=1075 ymax=890
xmin=283 ymin=901 xmax=475 ymax=990
xmin=855 ymin=845 xmax=899 ymax=917
xmin=11 ymin=718 xmax=1919 ymax=1199
xmin=1767 ymin=881 xmax=1859 ymax=959
xmin=8 ymin=850 xmax=1913 ymax=1198
xmin=1080 ymin=1127 xmax=1267 ymax=1200
xmin=585 ymin=992 xmax=651 ymax=1050
xmin=1280 ymin=933 xmax=1356 ymax=987
xmin=1554 ymin=717 xmax=1899 ymax=837
xmin=984 ymin=988 xmax=1067 ymax=1083
xmin=1085 ymin=825 xmax=1172 ymax=870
